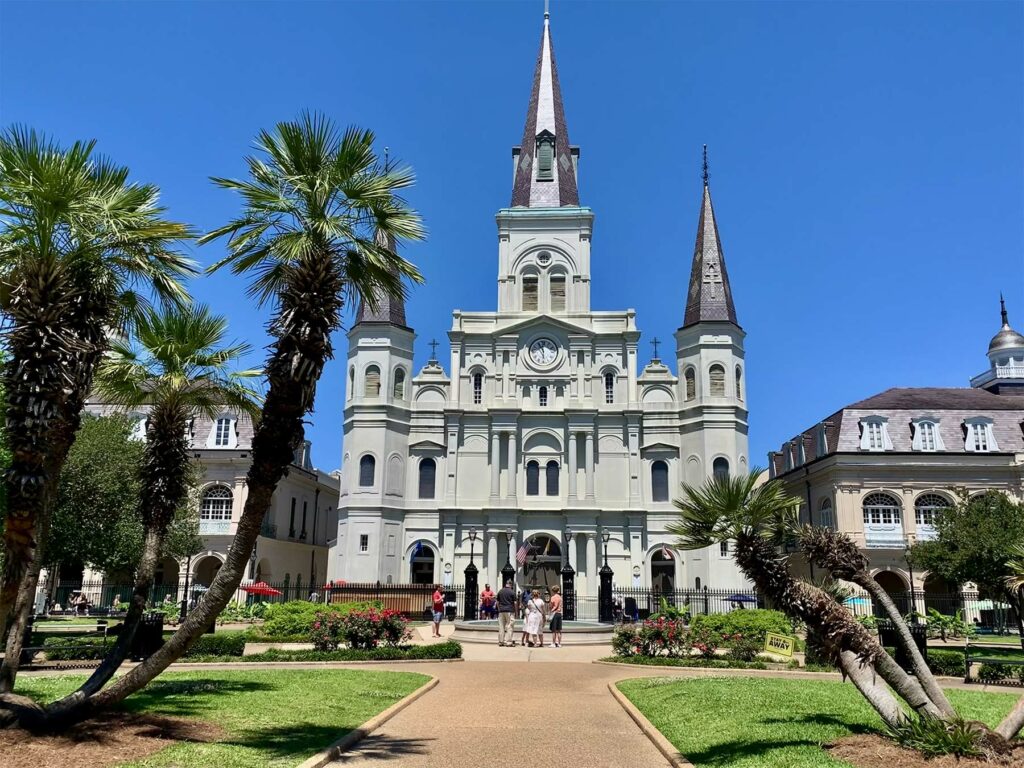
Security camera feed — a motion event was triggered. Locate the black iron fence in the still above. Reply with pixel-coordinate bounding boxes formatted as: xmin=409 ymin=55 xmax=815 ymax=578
xmin=842 ymin=589 xmax=1020 ymax=633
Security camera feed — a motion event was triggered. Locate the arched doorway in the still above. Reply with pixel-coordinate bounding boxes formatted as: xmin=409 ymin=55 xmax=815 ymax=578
xmin=873 ymin=570 xmax=910 ymax=617
xmin=153 ymin=556 xmax=180 ymax=604
xmin=521 ymin=534 xmax=562 ymax=593
xmin=409 ymin=542 xmax=436 ymax=584
xmin=650 ymin=549 xmax=676 ymax=593
xmin=194 ymin=555 xmax=222 ymax=587
xmin=923 ymin=574 xmax=961 ymax=616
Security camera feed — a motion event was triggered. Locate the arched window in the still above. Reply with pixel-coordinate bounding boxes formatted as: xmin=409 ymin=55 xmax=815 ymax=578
xmin=713 ymin=457 xmax=730 ymax=480
xmin=735 ymin=366 xmax=743 ymax=400
xmin=365 ymin=365 xmax=381 ymax=397
xmin=348 ymin=366 xmax=355 ymax=401
xmin=604 ymin=371 xmax=615 ymax=404
xmin=545 ymin=460 xmax=559 ymax=496
xmin=393 ymin=368 xmax=406 ymax=399
xmin=651 ymin=460 xmax=669 ymax=502
xmin=915 ymin=493 xmax=948 ymax=527
xmin=709 ymin=364 xmax=725 ymax=397
xmin=538 ymin=386 xmax=548 ymax=407
xmin=522 ymin=275 xmax=539 ymax=311
xmin=684 ymin=368 xmax=696 ymax=401
xmin=819 ymin=497 xmax=834 ymax=529
xmin=550 ymin=274 xmax=566 ymax=312
xmin=526 ymin=460 xmax=540 ymax=496
xmin=418 ymin=458 xmax=436 ymax=499
xmin=200 ymin=485 xmax=233 ymax=520
xmin=359 ymin=455 xmax=376 ymax=487
xmin=473 ymin=372 xmax=483 ymax=404
xmin=862 ymin=492 xmax=901 ymax=526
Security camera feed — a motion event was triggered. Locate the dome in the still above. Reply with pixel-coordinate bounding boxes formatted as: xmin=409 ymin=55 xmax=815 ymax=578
xmin=988 ymin=324 xmax=1024 ymax=354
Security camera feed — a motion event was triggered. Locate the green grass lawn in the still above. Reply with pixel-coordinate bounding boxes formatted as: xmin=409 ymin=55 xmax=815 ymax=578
xmin=19 ymin=668 xmax=428 ymax=767
xmin=618 ymin=676 xmax=1020 ymax=768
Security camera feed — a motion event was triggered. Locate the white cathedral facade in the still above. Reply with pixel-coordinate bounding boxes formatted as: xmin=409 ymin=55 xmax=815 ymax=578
xmin=327 ymin=14 xmax=750 ymax=598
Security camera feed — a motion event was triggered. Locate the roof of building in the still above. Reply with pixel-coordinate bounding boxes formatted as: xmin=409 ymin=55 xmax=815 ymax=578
xmin=846 ymin=387 xmax=1024 ymax=411
xmin=510 ymin=13 xmax=579 ymax=208
xmin=682 ymin=155 xmax=738 ymax=328
xmin=355 ymin=229 xmax=407 ymax=327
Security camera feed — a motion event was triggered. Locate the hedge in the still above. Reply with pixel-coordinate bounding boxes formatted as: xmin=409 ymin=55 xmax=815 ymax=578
xmin=190 ymin=641 xmax=464 ymax=663
xmin=600 ymin=655 xmax=767 ymax=670
xmin=258 ymin=600 xmax=381 ymax=639
xmin=689 ymin=609 xmax=793 ymax=644
xmin=927 ymin=649 xmax=966 ymax=677
xmin=44 ymin=630 xmax=247 ymax=661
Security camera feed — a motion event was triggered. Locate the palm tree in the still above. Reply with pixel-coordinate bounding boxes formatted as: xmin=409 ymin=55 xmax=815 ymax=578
xmin=69 ymin=113 xmax=423 ymax=717
xmin=0 ymin=128 xmax=195 ymax=691
xmin=1005 ymin=543 xmax=1024 ymax=594
xmin=668 ymin=470 xmax=945 ymax=727
xmin=44 ymin=305 xmax=260 ymax=717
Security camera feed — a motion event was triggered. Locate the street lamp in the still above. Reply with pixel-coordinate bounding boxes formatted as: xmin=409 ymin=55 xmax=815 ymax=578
xmin=601 ymin=530 xmax=611 ymax=569
xmin=469 ymin=528 xmax=478 ymax=565
xmin=501 ymin=527 xmax=516 ymax=589
xmin=463 ymin=528 xmax=480 ymax=621
xmin=905 ymin=544 xmax=916 ymax=622
xmin=179 ymin=553 xmax=194 ymax=622
xmin=599 ymin=530 xmax=614 ymax=622
xmin=561 ymin=526 xmax=576 ymax=621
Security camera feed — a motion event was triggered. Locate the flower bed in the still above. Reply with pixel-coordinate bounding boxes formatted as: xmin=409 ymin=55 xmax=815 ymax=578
xmin=611 ymin=618 xmax=772 ymax=664
xmin=601 ymin=655 xmax=768 ymax=670
xmin=190 ymin=641 xmax=463 ymax=663
xmin=311 ymin=606 xmax=410 ymax=651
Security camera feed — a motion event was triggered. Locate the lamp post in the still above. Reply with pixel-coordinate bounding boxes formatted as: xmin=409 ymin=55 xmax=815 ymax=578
xmin=905 ymin=545 xmax=916 ymax=623
xmin=561 ymin=526 xmax=576 ymax=621
xmin=501 ymin=527 xmax=516 ymax=590
xmin=179 ymin=553 xmax=194 ymax=623
xmin=599 ymin=530 xmax=614 ymax=622
xmin=463 ymin=529 xmax=479 ymax=620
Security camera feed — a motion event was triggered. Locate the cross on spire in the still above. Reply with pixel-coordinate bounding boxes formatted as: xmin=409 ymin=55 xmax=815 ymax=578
xmin=1001 ymin=293 xmax=1009 ymax=327
xmin=651 ymin=337 xmax=661 ymax=360
xmin=702 ymin=144 xmax=709 ymax=185
xmin=428 ymin=339 xmax=440 ymax=360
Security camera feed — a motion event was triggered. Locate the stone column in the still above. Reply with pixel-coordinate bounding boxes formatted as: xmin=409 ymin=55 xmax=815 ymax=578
xmin=487 ymin=531 xmax=499 ymax=588
xmin=585 ymin=533 xmax=598 ymax=597
xmin=568 ymin=431 xmax=578 ymax=500
xmin=507 ymin=430 xmax=518 ymax=500
xmin=585 ymin=431 xmax=596 ymax=500
xmin=490 ymin=430 xmax=501 ymax=500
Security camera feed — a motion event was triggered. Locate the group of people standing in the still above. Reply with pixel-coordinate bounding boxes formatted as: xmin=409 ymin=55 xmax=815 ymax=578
xmin=487 ymin=581 xmax=564 ymax=648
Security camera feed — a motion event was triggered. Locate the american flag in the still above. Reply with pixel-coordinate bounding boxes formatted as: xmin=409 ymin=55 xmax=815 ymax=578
xmin=515 ymin=542 xmax=533 ymax=566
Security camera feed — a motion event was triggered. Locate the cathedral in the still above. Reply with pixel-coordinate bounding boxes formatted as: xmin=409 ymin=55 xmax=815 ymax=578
xmin=328 ymin=12 xmax=750 ymax=597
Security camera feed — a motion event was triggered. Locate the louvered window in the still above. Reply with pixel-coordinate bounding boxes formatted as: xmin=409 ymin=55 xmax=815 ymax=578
xmin=522 ymin=275 xmax=539 ymax=311
xmin=393 ymin=368 xmax=406 ymax=399
xmin=709 ymin=365 xmax=726 ymax=396
xmin=684 ymin=369 xmax=696 ymax=401
xmin=365 ymin=365 xmax=381 ymax=397
xmin=550 ymin=275 xmax=566 ymax=312
xmin=536 ymin=135 xmax=554 ymax=181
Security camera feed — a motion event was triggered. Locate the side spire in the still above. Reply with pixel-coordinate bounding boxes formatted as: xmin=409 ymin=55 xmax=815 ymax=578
xmin=683 ymin=147 xmax=739 ymax=328
xmin=510 ymin=10 xmax=579 ymax=207
xmin=355 ymin=228 xmax=408 ymax=327
xmin=1000 ymin=293 xmax=1009 ymax=326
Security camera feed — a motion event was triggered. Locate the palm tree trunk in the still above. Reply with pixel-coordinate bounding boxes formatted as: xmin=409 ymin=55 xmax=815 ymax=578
xmin=838 ymin=649 xmax=904 ymax=729
xmin=995 ymin=693 xmax=1024 ymax=740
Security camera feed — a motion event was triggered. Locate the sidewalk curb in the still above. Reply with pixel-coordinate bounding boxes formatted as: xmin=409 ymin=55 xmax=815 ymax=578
xmin=297 ymin=675 xmax=439 ymax=768
xmin=607 ymin=682 xmax=694 ymax=767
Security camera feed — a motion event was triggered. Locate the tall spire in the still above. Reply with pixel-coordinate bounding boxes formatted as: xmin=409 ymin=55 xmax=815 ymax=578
xmin=355 ymin=229 xmax=408 ymax=327
xmin=683 ymin=148 xmax=739 ymax=328
xmin=1000 ymin=293 xmax=1009 ymax=327
xmin=510 ymin=9 xmax=579 ymax=208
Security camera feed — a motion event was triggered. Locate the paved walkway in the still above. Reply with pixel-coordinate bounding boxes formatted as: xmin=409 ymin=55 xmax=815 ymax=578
xmin=326 ymin=660 xmax=675 ymax=768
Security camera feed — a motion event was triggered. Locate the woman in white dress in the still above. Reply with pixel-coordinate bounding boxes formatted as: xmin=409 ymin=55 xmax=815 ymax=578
xmin=524 ymin=589 xmax=545 ymax=647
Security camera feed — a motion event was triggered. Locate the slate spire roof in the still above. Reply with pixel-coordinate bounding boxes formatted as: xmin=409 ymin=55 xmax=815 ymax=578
xmin=510 ymin=10 xmax=580 ymax=208
xmin=682 ymin=148 xmax=739 ymax=328
xmin=355 ymin=229 xmax=408 ymax=327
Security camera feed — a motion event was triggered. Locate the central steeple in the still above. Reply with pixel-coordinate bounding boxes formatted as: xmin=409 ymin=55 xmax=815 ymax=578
xmin=510 ymin=9 xmax=580 ymax=208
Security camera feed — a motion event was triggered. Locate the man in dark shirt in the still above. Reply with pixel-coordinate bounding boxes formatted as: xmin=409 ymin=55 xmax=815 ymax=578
xmin=496 ymin=581 xmax=517 ymax=646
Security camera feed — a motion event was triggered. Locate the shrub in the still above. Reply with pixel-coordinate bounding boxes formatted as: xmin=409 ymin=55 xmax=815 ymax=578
xmin=246 ymin=641 xmax=462 ymax=663
xmin=725 ymin=633 xmax=763 ymax=662
xmin=976 ymin=663 xmax=1024 ymax=684
xmin=886 ymin=715 xmax=983 ymax=759
xmin=690 ymin=609 xmax=790 ymax=645
xmin=690 ymin=625 xmax=720 ymax=660
xmin=260 ymin=600 xmax=380 ymax=638
xmin=602 ymin=655 xmax=767 ymax=670
xmin=311 ymin=607 xmax=411 ymax=651
xmin=611 ymin=625 xmax=643 ymax=657
xmin=927 ymin=649 xmax=966 ymax=677
xmin=612 ymin=620 xmax=690 ymax=658
xmin=185 ymin=632 xmax=246 ymax=657
xmin=43 ymin=636 xmax=111 ymax=661
xmin=924 ymin=609 xmax=976 ymax=641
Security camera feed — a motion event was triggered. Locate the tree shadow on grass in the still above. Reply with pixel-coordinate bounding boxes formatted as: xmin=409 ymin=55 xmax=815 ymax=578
xmin=120 ymin=679 xmax=274 ymax=719
xmin=760 ymin=713 xmax=877 ymax=735
xmin=332 ymin=734 xmax=433 ymax=763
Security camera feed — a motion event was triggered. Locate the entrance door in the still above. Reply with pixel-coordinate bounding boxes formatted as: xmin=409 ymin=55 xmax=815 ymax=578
xmin=410 ymin=543 xmax=435 ymax=585
xmin=521 ymin=535 xmax=562 ymax=593
xmin=651 ymin=550 xmax=675 ymax=592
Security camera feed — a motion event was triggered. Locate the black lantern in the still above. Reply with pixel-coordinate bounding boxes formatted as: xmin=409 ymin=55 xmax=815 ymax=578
xmin=599 ymin=530 xmax=614 ymax=622
xmin=561 ymin=526 xmax=576 ymax=621
xmin=463 ymin=528 xmax=479 ymax=620
xmin=501 ymin=527 xmax=516 ymax=590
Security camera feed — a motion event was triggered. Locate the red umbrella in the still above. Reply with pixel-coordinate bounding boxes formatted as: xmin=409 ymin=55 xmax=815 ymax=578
xmin=241 ymin=581 xmax=282 ymax=597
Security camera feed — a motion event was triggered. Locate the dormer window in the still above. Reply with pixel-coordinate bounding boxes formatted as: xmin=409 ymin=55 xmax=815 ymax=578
xmin=207 ymin=414 xmax=239 ymax=449
xmin=911 ymin=418 xmax=945 ymax=452
xmin=964 ymin=417 xmax=997 ymax=452
xmin=536 ymin=132 xmax=555 ymax=181
xmin=214 ymin=417 xmax=232 ymax=447
xmin=859 ymin=416 xmax=892 ymax=451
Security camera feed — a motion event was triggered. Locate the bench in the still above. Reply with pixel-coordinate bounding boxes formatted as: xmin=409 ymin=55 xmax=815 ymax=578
xmin=964 ymin=639 xmax=1024 ymax=683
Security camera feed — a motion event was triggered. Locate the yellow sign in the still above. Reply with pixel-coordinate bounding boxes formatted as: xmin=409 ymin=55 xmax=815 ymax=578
xmin=764 ymin=633 xmax=795 ymax=657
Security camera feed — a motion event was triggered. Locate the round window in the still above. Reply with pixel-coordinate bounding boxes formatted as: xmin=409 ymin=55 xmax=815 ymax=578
xmin=537 ymin=250 xmax=551 ymax=265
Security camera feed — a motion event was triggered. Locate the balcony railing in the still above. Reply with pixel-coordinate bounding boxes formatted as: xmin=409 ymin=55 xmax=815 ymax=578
xmin=199 ymin=519 xmax=231 ymax=535
xmin=915 ymin=525 xmax=938 ymax=542
xmin=864 ymin=526 xmax=907 ymax=548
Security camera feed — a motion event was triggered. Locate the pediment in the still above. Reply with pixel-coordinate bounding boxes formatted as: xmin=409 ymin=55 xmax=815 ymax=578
xmin=641 ymin=441 xmax=679 ymax=453
xmin=495 ymin=314 xmax=595 ymax=337
xmin=408 ymin=438 xmax=446 ymax=450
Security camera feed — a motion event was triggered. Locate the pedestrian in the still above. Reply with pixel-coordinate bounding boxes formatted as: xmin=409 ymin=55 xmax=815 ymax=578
xmin=431 ymin=584 xmax=445 ymax=638
xmin=480 ymin=583 xmax=496 ymax=619
xmin=524 ymin=589 xmax=545 ymax=647
xmin=520 ymin=586 xmax=532 ymax=645
xmin=548 ymin=585 xmax=563 ymax=647
xmin=496 ymin=580 xmax=517 ymax=646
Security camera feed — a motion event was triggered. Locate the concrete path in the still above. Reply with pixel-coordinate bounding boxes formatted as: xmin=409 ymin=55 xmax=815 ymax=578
xmin=326 ymin=660 xmax=675 ymax=768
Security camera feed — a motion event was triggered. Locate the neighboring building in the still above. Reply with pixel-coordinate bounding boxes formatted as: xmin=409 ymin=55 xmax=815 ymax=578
xmin=329 ymin=12 xmax=751 ymax=595
xmin=72 ymin=405 xmax=339 ymax=603
xmin=769 ymin=298 xmax=1024 ymax=601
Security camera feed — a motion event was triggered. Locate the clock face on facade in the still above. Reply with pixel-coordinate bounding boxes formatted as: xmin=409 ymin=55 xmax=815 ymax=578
xmin=529 ymin=338 xmax=558 ymax=366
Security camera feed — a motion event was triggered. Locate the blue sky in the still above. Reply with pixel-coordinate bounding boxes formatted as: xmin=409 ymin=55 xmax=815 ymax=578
xmin=2 ymin=1 xmax=1022 ymax=472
